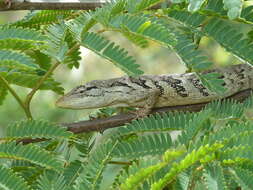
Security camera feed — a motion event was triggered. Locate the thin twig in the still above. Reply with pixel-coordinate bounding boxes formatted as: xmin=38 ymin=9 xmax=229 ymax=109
xmin=108 ymin=161 xmax=132 ymax=165
xmin=24 ymin=61 xmax=61 ymax=119
xmin=0 ymin=75 xmax=32 ymax=119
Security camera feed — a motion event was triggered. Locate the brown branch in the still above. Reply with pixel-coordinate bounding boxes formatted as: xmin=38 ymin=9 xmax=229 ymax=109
xmin=20 ymin=89 xmax=252 ymax=144
xmin=0 ymin=0 xmax=168 ymax=11
xmin=63 ymin=89 xmax=252 ymax=134
xmin=0 ymin=0 xmax=106 ymax=11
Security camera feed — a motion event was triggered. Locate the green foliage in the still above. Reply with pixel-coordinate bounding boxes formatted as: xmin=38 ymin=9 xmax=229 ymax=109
xmin=0 ymin=142 xmax=63 ymax=170
xmin=81 ymin=32 xmax=143 ymax=75
xmin=0 ymin=27 xmax=46 ymax=50
xmin=12 ymin=10 xmax=75 ymax=29
xmin=0 ymin=0 xmax=253 ymax=189
xmin=0 ymin=165 xmax=31 ymax=190
xmin=3 ymin=120 xmax=72 ymax=140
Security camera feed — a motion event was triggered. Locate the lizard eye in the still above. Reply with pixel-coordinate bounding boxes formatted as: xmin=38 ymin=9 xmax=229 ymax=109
xmin=79 ymin=90 xmax=85 ymax=94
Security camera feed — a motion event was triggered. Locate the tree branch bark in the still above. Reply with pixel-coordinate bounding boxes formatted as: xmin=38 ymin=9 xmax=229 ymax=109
xmin=0 ymin=0 xmax=106 ymax=11
xmin=0 ymin=0 xmax=165 ymax=11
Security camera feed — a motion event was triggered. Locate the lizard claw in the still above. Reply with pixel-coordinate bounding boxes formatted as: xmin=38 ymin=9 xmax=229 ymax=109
xmin=130 ymin=108 xmax=152 ymax=119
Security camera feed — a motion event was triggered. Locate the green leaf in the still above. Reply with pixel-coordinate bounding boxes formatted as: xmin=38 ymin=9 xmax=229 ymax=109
xmin=229 ymin=167 xmax=253 ymax=190
xmin=0 ymin=142 xmax=64 ymax=171
xmin=110 ymin=14 xmax=176 ymax=48
xmin=0 ymin=165 xmax=31 ymax=190
xmin=74 ymin=141 xmax=118 ymax=190
xmin=0 ymin=71 xmax=64 ymax=94
xmin=0 ymin=50 xmax=38 ymax=71
xmin=37 ymin=171 xmax=68 ymax=190
xmin=43 ymin=23 xmax=68 ymax=62
xmin=64 ymin=31 xmax=81 ymax=69
xmin=12 ymin=10 xmax=75 ymax=29
xmin=113 ymin=133 xmax=173 ymax=158
xmin=120 ymin=161 xmax=166 ymax=190
xmin=116 ymin=112 xmax=193 ymax=137
xmin=0 ymin=82 xmax=8 ymax=106
xmin=81 ymin=32 xmax=143 ymax=76
xmin=126 ymin=0 xmax=163 ymax=13
xmin=4 ymin=120 xmax=72 ymax=140
xmin=63 ymin=160 xmax=83 ymax=187
xmin=223 ymin=0 xmax=242 ymax=19
xmin=199 ymin=72 xmax=226 ymax=95
xmin=203 ymin=18 xmax=253 ymax=64
xmin=0 ymin=27 xmax=46 ymax=50
xmin=241 ymin=5 xmax=253 ymax=23
xmin=26 ymin=50 xmax=52 ymax=71
xmin=188 ymin=0 xmax=206 ymax=12
xmin=151 ymin=143 xmax=224 ymax=190
xmin=203 ymin=162 xmax=228 ymax=190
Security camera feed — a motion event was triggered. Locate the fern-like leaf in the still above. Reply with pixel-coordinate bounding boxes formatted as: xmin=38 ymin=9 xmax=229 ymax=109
xmin=0 ymin=27 xmax=46 ymax=50
xmin=3 ymin=120 xmax=72 ymax=140
xmin=203 ymin=162 xmax=228 ymax=190
xmin=81 ymin=32 xmax=143 ymax=75
xmin=151 ymin=143 xmax=224 ymax=190
xmin=110 ymin=14 xmax=176 ymax=48
xmin=113 ymin=133 xmax=172 ymax=159
xmin=13 ymin=10 xmax=75 ymax=29
xmin=0 ymin=50 xmax=38 ymax=71
xmin=198 ymin=72 xmax=226 ymax=94
xmin=241 ymin=5 xmax=253 ymax=23
xmin=203 ymin=18 xmax=253 ymax=64
xmin=74 ymin=141 xmax=118 ymax=190
xmin=43 ymin=23 xmax=68 ymax=62
xmin=120 ymin=160 xmax=166 ymax=190
xmin=0 ymin=142 xmax=64 ymax=171
xmin=37 ymin=171 xmax=68 ymax=190
xmin=0 ymin=82 xmax=7 ymax=105
xmin=223 ymin=0 xmax=243 ymax=19
xmin=177 ymin=110 xmax=212 ymax=146
xmin=229 ymin=167 xmax=253 ymax=190
xmin=205 ymin=98 xmax=244 ymax=119
xmin=116 ymin=112 xmax=193 ymax=137
xmin=114 ymin=158 xmax=160 ymax=189
xmin=0 ymin=165 xmax=31 ymax=190
xmin=64 ymin=30 xmax=81 ymax=69
xmin=188 ymin=0 xmax=205 ymax=12
xmin=63 ymin=160 xmax=83 ymax=187
xmin=0 ymin=71 xmax=64 ymax=94
xmin=126 ymin=0 xmax=163 ymax=13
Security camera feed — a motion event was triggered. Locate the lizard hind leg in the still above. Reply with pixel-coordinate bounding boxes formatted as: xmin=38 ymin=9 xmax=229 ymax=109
xmin=132 ymin=89 xmax=160 ymax=119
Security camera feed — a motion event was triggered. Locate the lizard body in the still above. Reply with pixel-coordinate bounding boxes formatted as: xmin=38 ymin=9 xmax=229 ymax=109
xmin=56 ymin=64 xmax=253 ymax=110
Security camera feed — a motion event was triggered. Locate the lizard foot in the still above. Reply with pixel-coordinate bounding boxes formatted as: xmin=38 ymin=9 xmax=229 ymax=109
xmin=130 ymin=108 xmax=152 ymax=119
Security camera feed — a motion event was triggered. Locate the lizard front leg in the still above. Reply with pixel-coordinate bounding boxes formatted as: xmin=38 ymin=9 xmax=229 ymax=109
xmin=134 ymin=89 xmax=160 ymax=118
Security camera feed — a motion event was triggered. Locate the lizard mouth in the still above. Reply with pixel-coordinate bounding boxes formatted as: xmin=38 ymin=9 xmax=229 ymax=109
xmin=55 ymin=96 xmax=76 ymax=109
xmin=55 ymin=96 xmax=97 ymax=110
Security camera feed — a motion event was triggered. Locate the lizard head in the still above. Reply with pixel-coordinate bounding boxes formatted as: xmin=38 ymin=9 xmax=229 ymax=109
xmin=55 ymin=79 xmax=131 ymax=109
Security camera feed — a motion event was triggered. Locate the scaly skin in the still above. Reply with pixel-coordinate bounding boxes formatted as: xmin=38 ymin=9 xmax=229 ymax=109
xmin=56 ymin=64 xmax=253 ymax=110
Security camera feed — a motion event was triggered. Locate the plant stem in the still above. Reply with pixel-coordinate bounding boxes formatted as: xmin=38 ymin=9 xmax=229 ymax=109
xmin=108 ymin=161 xmax=132 ymax=165
xmin=0 ymin=75 xmax=32 ymax=119
xmin=24 ymin=61 xmax=61 ymax=119
xmin=24 ymin=43 xmax=80 ymax=119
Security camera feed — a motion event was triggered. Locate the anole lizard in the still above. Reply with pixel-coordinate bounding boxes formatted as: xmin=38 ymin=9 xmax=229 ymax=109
xmin=56 ymin=64 xmax=253 ymax=113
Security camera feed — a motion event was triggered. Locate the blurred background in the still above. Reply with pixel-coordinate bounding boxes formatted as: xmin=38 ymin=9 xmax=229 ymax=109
xmin=0 ymin=11 xmax=244 ymax=129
